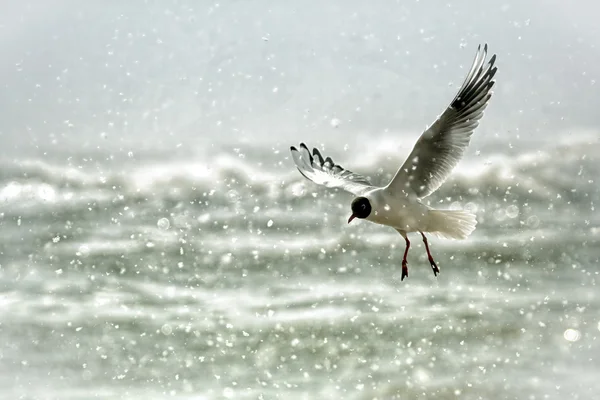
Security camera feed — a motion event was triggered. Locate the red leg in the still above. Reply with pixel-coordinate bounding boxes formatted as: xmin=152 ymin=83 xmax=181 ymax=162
xmin=420 ymin=232 xmax=440 ymax=276
xmin=401 ymin=236 xmax=410 ymax=281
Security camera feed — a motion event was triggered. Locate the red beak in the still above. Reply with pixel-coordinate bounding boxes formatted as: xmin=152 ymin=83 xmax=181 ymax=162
xmin=348 ymin=214 xmax=356 ymax=224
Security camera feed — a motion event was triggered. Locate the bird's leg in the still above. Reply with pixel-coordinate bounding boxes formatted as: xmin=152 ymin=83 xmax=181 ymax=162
xmin=402 ymin=237 xmax=410 ymax=280
xmin=420 ymin=232 xmax=440 ymax=276
xmin=396 ymin=230 xmax=410 ymax=281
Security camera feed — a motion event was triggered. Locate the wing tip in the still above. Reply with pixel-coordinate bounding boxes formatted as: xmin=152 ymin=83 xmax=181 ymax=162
xmin=451 ymin=43 xmax=497 ymax=109
xmin=297 ymin=142 xmax=314 ymax=164
xmin=312 ymin=147 xmax=325 ymax=165
xmin=475 ymin=43 xmax=497 ymax=67
xmin=289 ymin=142 xmax=374 ymax=195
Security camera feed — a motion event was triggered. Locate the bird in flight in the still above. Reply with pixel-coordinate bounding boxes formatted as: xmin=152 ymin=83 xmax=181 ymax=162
xmin=290 ymin=44 xmax=497 ymax=280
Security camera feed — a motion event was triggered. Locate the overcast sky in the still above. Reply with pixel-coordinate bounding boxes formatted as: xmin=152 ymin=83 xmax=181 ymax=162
xmin=1 ymin=0 xmax=599 ymax=154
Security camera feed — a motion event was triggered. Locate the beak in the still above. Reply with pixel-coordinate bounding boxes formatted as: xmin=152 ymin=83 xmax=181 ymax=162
xmin=348 ymin=214 xmax=356 ymax=224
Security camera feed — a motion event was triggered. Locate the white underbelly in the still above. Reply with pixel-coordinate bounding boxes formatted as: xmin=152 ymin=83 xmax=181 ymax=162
xmin=368 ymin=201 xmax=429 ymax=232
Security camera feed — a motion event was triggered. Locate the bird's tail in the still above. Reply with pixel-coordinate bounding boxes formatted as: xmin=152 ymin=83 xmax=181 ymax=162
xmin=425 ymin=209 xmax=477 ymax=240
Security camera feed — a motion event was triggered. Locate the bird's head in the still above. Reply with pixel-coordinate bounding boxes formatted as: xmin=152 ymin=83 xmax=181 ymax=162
xmin=348 ymin=196 xmax=372 ymax=223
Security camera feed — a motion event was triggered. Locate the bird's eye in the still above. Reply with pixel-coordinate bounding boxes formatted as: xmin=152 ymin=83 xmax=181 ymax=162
xmin=361 ymin=204 xmax=366 ymax=210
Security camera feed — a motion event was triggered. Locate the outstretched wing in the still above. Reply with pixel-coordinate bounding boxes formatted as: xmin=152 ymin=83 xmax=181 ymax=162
xmin=387 ymin=44 xmax=497 ymax=199
xmin=290 ymin=143 xmax=375 ymax=196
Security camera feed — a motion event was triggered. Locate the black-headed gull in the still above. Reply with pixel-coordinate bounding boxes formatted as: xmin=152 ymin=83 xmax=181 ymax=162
xmin=290 ymin=44 xmax=497 ymax=280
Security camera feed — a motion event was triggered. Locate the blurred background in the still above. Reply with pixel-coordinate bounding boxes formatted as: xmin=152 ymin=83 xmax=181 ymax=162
xmin=0 ymin=1 xmax=599 ymax=399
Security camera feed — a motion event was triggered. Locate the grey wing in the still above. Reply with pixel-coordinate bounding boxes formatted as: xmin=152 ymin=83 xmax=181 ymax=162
xmin=290 ymin=143 xmax=375 ymax=196
xmin=387 ymin=44 xmax=497 ymax=198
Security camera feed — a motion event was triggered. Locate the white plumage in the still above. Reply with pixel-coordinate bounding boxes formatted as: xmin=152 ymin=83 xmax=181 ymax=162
xmin=290 ymin=44 xmax=497 ymax=280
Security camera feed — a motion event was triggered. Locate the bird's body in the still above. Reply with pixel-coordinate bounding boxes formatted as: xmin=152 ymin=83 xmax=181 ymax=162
xmin=361 ymin=188 xmax=428 ymax=232
xmin=289 ymin=44 xmax=497 ymax=280
xmin=363 ymin=186 xmax=477 ymax=239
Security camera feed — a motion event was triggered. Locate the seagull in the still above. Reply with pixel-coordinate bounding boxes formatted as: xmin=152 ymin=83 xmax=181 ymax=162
xmin=290 ymin=44 xmax=497 ymax=280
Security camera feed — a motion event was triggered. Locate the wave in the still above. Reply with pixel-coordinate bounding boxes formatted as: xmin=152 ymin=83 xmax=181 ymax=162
xmin=0 ymin=134 xmax=597 ymax=220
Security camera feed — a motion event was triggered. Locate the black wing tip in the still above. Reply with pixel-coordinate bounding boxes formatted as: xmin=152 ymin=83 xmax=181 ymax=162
xmin=291 ymin=143 xmax=316 ymax=166
xmin=486 ymin=54 xmax=498 ymax=74
xmin=452 ymin=43 xmax=498 ymax=106
xmin=486 ymin=66 xmax=499 ymax=85
xmin=298 ymin=143 xmax=314 ymax=163
xmin=476 ymin=44 xmax=497 ymax=67
xmin=312 ymin=148 xmax=325 ymax=165
xmin=476 ymin=43 xmax=497 ymax=64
